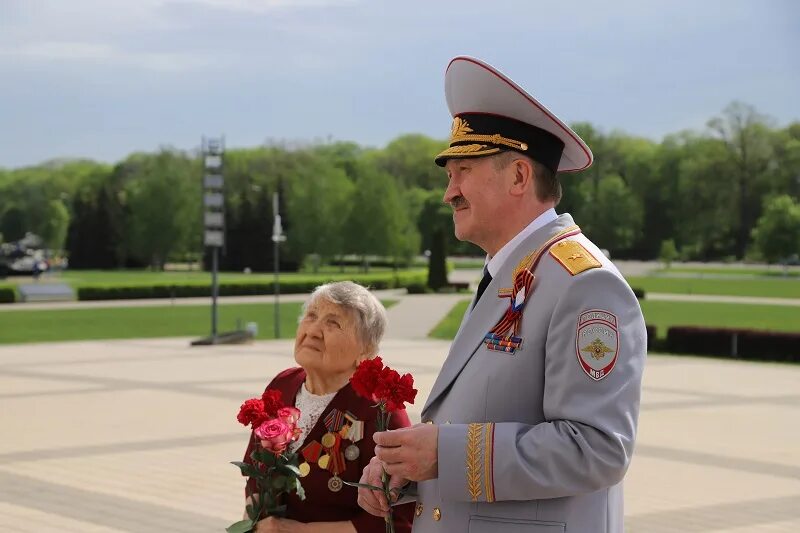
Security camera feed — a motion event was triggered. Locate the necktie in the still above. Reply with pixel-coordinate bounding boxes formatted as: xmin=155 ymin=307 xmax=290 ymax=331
xmin=474 ymin=266 xmax=492 ymax=306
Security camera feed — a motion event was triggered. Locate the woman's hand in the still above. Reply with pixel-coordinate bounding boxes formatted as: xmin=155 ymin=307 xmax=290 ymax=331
xmin=254 ymin=516 xmax=307 ymax=533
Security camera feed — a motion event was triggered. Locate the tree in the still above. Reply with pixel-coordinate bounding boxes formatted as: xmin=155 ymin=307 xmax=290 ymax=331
xmin=0 ymin=206 xmax=26 ymax=242
xmin=416 ymin=189 xmax=452 ymax=290
xmin=708 ymin=102 xmax=776 ymax=258
xmin=342 ymin=162 xmax=419 ymax=270
xmin=659 ymin=239 xmax=678 ymax=269
xmin=575 ymin=174 xmax=643 ymax=255
xmin=286 ymin=156 xmax=354 ymax=268
xmin=373 ymin=134 xmax=448 ymax=189
xmin=751 ymin=195 xmax=800 ymax=264
xmin=124 ymin=150 xmax=199 ymax=269
xmin=40 ymin=200 xmax=70 ymax=251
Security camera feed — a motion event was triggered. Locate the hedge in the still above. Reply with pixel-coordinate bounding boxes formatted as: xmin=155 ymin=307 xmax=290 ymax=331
xmin=645 ymin=324 xmax=656 ymax=351
xmin=666 ymin=326 xmax=800 ymax=362
xmin=76 ymin=271 xmax=427 ymax=301
xmin=0 ymin=287 xmax=15 ymax=304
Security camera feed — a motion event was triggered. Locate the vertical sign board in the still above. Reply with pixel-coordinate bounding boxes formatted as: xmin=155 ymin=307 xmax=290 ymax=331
xmin=202 ymin=136 xmax=225 ymax=338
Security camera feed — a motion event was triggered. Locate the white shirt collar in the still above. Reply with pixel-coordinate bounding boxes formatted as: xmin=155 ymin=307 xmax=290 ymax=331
xmin=485 ymin=208 xmax=557 ymax=278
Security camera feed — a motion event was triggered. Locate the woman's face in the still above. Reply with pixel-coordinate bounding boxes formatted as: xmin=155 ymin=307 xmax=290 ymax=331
xmin=294 ymin=298 xmax=367 ymax=377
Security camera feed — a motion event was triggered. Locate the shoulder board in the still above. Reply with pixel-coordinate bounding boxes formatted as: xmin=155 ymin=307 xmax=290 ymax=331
xmin=548 ymin=240 xmax=601 ymax=276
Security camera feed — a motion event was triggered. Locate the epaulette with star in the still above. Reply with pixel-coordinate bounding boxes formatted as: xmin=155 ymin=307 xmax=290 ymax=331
xmin=549 ymin=240 xmax=601 ymax=276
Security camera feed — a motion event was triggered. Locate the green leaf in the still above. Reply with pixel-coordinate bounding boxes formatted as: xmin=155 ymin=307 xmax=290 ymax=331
xmin=230 ymin=461 xmax=262 ymax=478
xmin=295 ymin=479 xmax=306 ymax=501
xmin=271 ymin=475 xmax=286 ymax=490
xmin=251 ymin=449 xmax=278 ymax=466
xmin=245 ymin=503 xmax=256 ymax=521
xmin=342 ymin=481 xmax=384 ymax=492
xmin=225 ymin=519 xmax=254 ymax=533
xmin=276 ymin=464 xmax=302 ymax=477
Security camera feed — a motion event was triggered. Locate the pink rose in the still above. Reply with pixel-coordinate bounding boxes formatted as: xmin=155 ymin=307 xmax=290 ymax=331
xmin=255 ymin=418 xmax=295 ymax=454
xmin=278 ymin=406 xmax=301 ymax=425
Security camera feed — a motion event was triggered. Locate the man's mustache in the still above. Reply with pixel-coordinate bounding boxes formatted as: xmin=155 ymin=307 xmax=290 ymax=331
xmin=449 ymin=196 xmax=469 ymax=210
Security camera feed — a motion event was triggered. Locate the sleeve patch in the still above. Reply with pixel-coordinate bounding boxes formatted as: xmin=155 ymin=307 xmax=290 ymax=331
xmin=549 ymin=240 xmax=601 ymax=276
xmin=576 ymin=309 xmax=619 ymax=381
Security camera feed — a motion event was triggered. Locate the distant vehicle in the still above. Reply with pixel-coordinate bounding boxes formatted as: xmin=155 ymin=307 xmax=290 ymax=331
xmin=0 ymin=233 xmax=49 ymax=276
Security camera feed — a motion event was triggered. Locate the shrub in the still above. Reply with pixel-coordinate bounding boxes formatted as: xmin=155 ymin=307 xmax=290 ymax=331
xmin=0 ymin=287 xmax=15 ymax=304
xmin=666 ymin=326 xmax=800 ymax=362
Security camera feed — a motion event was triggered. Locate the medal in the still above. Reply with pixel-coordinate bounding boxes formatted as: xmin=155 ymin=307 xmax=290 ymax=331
xmin=327 ymin=475 xmax=343 ymax=492
xmin=344 ymin=444 xmax=360 ymax=461
xmin=318 ymin=454 xmax=330 ymax=470
xmin=321 ymin=432 xmax=337 ymax=449
xmin=298 ymin=462 xmax=311 ymax=477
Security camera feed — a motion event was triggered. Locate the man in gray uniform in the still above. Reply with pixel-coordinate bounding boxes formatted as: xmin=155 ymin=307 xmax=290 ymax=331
xmin=357 ymin=56 xmax=646 ymax=533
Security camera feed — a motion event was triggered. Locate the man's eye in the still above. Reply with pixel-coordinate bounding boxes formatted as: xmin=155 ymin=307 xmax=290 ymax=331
xmin=328 ymin=319 xmax=341 ymax=328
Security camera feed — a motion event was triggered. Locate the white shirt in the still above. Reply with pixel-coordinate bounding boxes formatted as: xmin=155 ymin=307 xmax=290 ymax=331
xmin=485 ymin=208 xmax=558 ymax=278
xmin=288 ymin=381 xmax=338 ymax=453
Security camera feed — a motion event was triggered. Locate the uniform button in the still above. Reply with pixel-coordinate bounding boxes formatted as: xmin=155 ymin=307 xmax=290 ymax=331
xmin=432 ymin=507 xmax=442 ymax=521
xmin=415 ymin=503 xmax=423 ymax=517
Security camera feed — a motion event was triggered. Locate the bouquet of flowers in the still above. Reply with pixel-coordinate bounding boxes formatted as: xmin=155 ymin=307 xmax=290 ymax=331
xmin=346 ymin=357 xmax=417 ymax=533
xmin=227 ymin=389 xmax=305 ymax=533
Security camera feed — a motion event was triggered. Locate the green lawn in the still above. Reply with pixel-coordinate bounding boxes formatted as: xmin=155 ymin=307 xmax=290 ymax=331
xmin=429 ymin=300 xmax=471 ymax=339
xmin=626 ymin=276 xmax=800 ymax=299
xmin=428 ymin=299 xmax=800 ymax=341
xmin=0 ymin=300 xmax=397 ymax=344
xmin=654 ymin=267 xmax=799 ymax=277
xmin=640 ymin=301 xmax=800 ymax=339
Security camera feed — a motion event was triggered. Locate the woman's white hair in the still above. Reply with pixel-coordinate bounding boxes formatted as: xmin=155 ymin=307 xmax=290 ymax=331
xmin=301 ymin=281 xmax=387 ymax=355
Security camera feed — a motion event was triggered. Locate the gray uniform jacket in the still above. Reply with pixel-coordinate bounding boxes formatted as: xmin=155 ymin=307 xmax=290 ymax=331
xmin=411 ymin=214 xmax=646 ymax=533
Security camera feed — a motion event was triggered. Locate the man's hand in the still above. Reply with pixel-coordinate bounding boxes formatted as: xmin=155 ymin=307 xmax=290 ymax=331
xmin=374 ymin=423 xmax=439 ymax=482
xmin=357 ymin=456 xmax=409 ymax=518
xmin=254 ymin=516 xmax=307 ymax=532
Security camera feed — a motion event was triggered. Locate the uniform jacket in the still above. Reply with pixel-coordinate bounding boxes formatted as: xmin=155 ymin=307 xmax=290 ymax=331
xmin=412 ymin=214 xmax=646 ymax=533
xmin=244 ymin=367 xmax=415 ymax=532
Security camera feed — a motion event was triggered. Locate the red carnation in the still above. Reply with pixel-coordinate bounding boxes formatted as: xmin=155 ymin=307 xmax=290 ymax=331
xmin=350 ymin=356 xmax=385 ymax=401
xmin=237 ymin=398 xmax=266 ymax=428
xmin=384 ymin=372 xmax=417 ymax=412
xmin=374 ymin=368 xmax=417 ymax=412
xmin=261 ymin=389 xmax=283 ymax=417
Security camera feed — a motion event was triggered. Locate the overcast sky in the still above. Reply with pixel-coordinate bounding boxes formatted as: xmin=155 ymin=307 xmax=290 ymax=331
xmin=1 ymin=0 xmax=798 ymax=168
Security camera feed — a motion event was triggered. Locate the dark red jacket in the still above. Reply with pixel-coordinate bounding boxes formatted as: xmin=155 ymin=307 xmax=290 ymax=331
xmin=243 ymin=367 xmax=414 ymax=532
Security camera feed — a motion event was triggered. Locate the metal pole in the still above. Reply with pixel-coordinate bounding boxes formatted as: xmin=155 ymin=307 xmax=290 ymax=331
xmin=274 ymin=229 xmax=280 ymax=339
xmin=212 ymin=246 xmax=219 ymax=338
xmin=273 ymin=191 xmax=281 ymax=338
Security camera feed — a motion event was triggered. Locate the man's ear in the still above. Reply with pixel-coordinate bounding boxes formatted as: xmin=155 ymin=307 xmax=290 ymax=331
xmin=509 ymin=157 xmax=534 ymax=197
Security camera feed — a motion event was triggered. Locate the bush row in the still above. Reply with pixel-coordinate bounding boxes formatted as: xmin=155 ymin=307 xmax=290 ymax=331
xmin=665 ymin=326 xmax=799 ymax=362
xmin=0 ymin=287 xmax=15 ymax=304
xmin=76 ymin=271 xmax=428 ymax=301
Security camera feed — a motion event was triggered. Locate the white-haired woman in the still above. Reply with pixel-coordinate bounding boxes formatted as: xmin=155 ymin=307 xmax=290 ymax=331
xmin=242 ymin=281 xmax=414 ymax=533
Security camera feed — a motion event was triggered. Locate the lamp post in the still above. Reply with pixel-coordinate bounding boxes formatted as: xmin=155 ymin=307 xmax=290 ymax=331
xmin=272 ymin=191 xmax=286 ymax=338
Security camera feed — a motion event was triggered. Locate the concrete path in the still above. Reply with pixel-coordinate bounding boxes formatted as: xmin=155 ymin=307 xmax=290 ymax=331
xmin=1 ymin=338 xmax=798 ymax=532
xmin=383 ymin=293 xmax=469 ymax=339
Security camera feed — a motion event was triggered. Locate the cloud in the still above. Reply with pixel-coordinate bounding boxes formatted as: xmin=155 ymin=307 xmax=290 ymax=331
xmin=169 ymin=0 xmax=357 ymax=13
xmin=1 ymin=41 xmax=213 ymax=72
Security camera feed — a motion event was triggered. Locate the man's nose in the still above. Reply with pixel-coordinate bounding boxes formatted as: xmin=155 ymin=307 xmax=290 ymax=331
xmin=443 ymin=177 xmax=459 ymax=204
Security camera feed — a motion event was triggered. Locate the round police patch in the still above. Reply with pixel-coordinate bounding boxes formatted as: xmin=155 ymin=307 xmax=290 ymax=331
xmin=576 ymin=309 xmax=619 ymax=381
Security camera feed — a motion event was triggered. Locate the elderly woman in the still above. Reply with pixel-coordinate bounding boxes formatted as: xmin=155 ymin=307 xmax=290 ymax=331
xmin=243 ymin=281 xmax=414 ymax=533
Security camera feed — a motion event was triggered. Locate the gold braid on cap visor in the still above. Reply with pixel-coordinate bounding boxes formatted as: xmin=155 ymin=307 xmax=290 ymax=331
xmin=447 ymin=117 xmax=529 ymax=151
